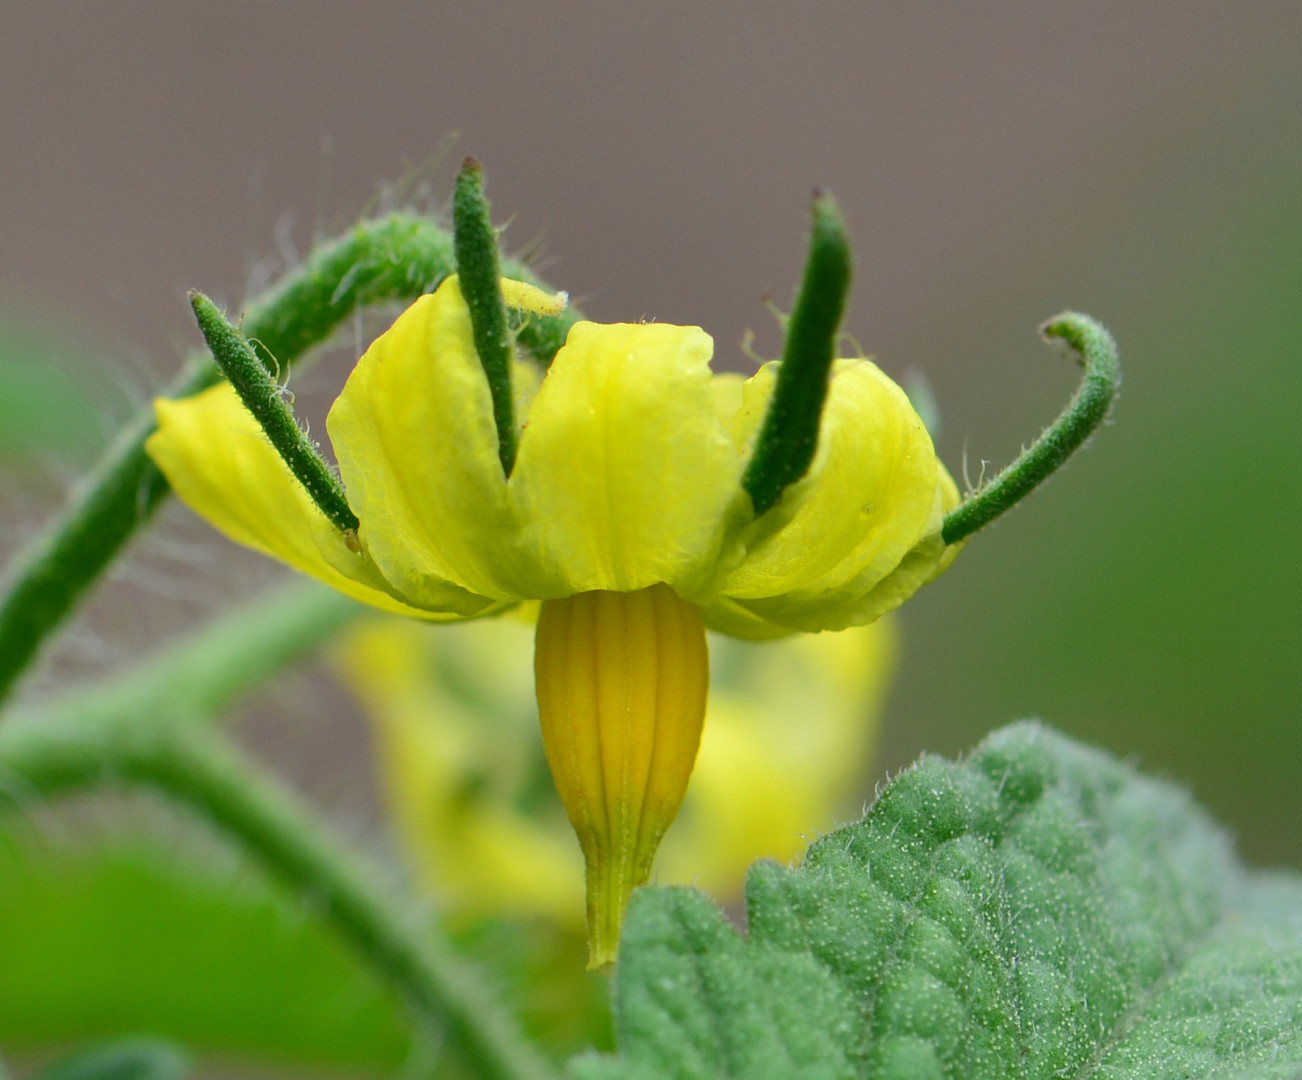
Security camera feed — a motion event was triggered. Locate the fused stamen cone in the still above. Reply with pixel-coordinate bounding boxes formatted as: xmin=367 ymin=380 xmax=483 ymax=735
xmin=535 ymin=584 xmax=708 ymax=967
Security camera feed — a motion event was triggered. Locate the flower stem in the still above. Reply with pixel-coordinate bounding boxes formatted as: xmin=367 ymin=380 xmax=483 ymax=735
xmin=189 ymin=291 xmax=360 ymax=535
xmin=0 ymin=713 xmax=558 ymax=1080
xmin=742 ymin=192 xmax=853 ymax=516
xmin=0 ymin=213 xmax=580 ymax=706
xmin=454 ymin=158 xmax=518 ymax=476
xmin=941 ymin=312 xmax=1121 ymax=545
xmin=16 ymin=581 xmax=361 ymax=728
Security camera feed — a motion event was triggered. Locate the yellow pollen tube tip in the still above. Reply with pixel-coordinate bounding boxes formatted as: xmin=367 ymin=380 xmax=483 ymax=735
xmin=501 ymin=278 xmax=569 ymax=318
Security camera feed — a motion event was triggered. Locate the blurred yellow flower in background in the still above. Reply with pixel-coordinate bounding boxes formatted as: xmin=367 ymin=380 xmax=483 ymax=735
xmin=336 ymin=615 xmax=897 ymax=925
xmin=657 ymin=620 xmax=896 ymax=895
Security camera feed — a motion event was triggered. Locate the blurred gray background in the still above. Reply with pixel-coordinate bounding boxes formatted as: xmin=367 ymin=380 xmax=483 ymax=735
xmin=3 ymin=1 xmax=1300 ymax=872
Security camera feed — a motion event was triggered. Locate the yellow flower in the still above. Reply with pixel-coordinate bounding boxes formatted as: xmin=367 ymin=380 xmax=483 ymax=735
xmin=146 ymin=274 xmax=960 ymax=965
xmin=337 ymin=615 xmax=584 ymax=927
xmin=657 ymin=619 xmax=898 ymax=893
xmin=335 ymin=615 xmax=896 ymax=924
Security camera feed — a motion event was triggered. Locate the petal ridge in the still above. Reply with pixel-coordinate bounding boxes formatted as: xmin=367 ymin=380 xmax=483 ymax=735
xmin=509 ymin=321 xmax=743 ymax=596
xmin=327 ymin=279 xmax=533 ymax=603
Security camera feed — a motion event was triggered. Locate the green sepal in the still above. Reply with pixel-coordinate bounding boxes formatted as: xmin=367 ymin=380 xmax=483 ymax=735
xmin=189 ymin=292 xmax=359 ymax=535
xmin=453 ymin=158 xmax=518 ymax=476
xmin=941 ymin=312 xmax=1120 ymax=544
xmin=0 ymin=212 xmax=581 ymax=707
xmin=742 ymin=193 xmax=853 ymax=516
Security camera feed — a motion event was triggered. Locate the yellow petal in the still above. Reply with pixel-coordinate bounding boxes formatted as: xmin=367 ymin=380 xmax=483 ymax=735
xmin=326 ymin=277 xmax=532 ymax=604
xmin=708 ymin=370 xmax=746 ymax=430
xmin=535 ymin=585 xmax=708 ymax=967
xmin=695 ymin=595 xmax=796 ymax=641
xmin=338 ymin=618 xmax=583 ymax=924
xmin=510 ymin=322 xmax=745 ymax=595
xmin=146 ymin=383 xmax=480 ymax=619
xmin=659 ymin=619 xmax=896 ymax=895
xmin=794 ymin=459 xmax=964 ymax=628
xmin=711 ymin=358 xmax=948 ymax=631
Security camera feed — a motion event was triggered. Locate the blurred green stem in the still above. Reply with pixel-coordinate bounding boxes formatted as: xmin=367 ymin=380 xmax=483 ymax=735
xmin=36 ymin=1038 xmax=190 ymax=1080
xmin=20 ymin=581 xmax=363 ymax=727
xmin=0 ymin=213 xmax=580 ymax=707
xmin=0 ymin=712 xmax=558 ymax=1080
xmin=0 ymin=577 xmax=555 ymax=1078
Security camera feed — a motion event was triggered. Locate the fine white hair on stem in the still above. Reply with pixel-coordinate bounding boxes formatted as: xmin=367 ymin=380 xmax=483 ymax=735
xmin=273 ymin=213 xmax=300 ymax=274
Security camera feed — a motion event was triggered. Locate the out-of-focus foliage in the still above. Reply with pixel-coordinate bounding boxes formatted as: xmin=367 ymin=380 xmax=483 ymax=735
xmin=33 ymin=1037 xmax=189 ymax=1080
xmin=0 ymin=829 xmax=409 ymax=1070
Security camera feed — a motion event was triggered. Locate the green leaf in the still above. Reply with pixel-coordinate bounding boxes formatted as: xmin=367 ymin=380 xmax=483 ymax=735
xmin=0 ymin=832 xmax=410 ymax=1071
xmin=34 ymin=1038 xmax=189 ymax=1080
xmin=574 ymin=722 xmax=1302 ymax=1079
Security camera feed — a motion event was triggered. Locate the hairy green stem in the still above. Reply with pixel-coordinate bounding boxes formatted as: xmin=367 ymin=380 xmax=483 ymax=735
xmin=0 ymin=714 xmax=558 ymax=1080
xmin=453 ymin=159 xmax=518 ymax=475
xmin=0 ymin=571 xmax=550 ymax=1077
xmin=18 ymin=581 xmax=362 ymax=728
xmin=0 ymin=213 xmax=581 ymax=706
xmin=941 ymin=312 xmax=1120 ymax=545
xmin=742 ymin=193 xmax=853 ymax=515
xmin=190 ymin=292 xmax=360 ymax=534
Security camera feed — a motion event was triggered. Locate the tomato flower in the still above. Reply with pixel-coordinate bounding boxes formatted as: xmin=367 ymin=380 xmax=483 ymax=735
xmin=147 ymin=271 xmax=959 ymax=965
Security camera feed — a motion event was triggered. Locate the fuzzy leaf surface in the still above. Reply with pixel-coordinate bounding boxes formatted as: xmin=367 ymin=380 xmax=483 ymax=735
xmin=573 ymin=722 xmax=1302 ymax=1079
